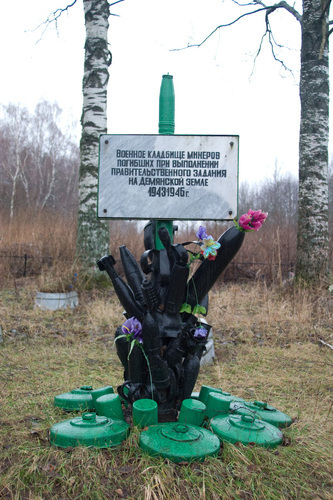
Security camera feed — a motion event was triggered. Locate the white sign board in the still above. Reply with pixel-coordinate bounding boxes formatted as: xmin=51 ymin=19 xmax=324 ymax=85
xmin=98 ymin=134 xmax=239 ymax=220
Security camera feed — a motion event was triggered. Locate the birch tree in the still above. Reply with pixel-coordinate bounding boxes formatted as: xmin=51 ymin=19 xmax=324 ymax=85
xmin=186 ymin=0 xmax=331 ymax=282
xmin=30 ymin=100 xmax=66 ymax=210
xmin=76 ymin=0 xmax=111 ymax=270
xmin=296 ymin=0 xmax=330 ymax=281
xmin=0 ymin=105 xmax=30 ymax=219
xmin=0 ymin=102 xmax=79 ymax=217
xmin=40 ymin=0 xmax=123 ymax=270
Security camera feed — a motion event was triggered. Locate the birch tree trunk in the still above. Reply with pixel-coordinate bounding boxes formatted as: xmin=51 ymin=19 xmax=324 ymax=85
xmin=76 ymin=0 xmax=111 ymax=270
xmin=295 ymin=0 xmax=330 ymax=281
xmin=0 ymin=105 xmax=30 ymax=219
xmin=184 ymin=0 xmax=331 ymax=281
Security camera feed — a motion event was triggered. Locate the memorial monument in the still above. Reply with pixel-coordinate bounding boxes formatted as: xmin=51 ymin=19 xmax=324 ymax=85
xmin=97 ymin=75 xmax=249 ymax=415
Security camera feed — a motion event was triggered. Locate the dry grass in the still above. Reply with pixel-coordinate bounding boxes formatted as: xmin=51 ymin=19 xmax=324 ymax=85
xmin=0 ymin=211 xmax=305 ymax=288
xmin=1 ymin=212 xmax=332 ymax=498
xmin=1 ymin=280 xmax=332 ymax=499
xmin=0 ymin=210 xmax=76 ymax=259
xmin=0 ymin=210 xmax=77 ymax=289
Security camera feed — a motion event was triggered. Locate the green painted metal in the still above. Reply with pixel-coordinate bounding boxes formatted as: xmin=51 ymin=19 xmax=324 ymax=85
xmin=210 ymin=414 xmax=283 ymax=448
xmin=95 ymin=393 xmax=125 ymax=421
xmin=155 ymin=220 xmax=174 ymax=250
xmin=205 ymin=391 xmax=245 ymax=419
xmin=50 ymin=412 xmax=130 ymax=448
xmin=198 ymin=385 xmax=243 ymax=404
xmin=133 ymin=399 xmax=158 ymax=428
xmin=155 ymin=74 xmax=175 ymax=249
xmin=230 ymin=400 xmax=293 ymax=429
xmin=198 ymin=385 xmax=223 ymax=405
xmin=178 ymin=398 xmax=206 ymax=427
xmin=54 ymin=385 xmax=94 ymax=411
xmin=91 ymin=385 xmax=114 ymax=406
xmin=158 ymin=74 xmax=175 ymax=135
xmin=139 ymin=422 xmax=220 ymax=463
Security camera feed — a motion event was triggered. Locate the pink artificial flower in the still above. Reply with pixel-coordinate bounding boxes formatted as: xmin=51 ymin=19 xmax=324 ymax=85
xmin=238 ymin=209 xmax=268 ymax=232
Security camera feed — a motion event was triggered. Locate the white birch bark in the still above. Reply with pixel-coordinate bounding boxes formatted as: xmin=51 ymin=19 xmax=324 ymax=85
xmin=0 ymin=105 xmax=29 ymax=219
xmin=295 ymin=0 xmax=330 ymax=280
xmin=10 ymin=147 xmax=20 ymax=220
xmin=76 ymin=0 xmax=111 ymax=269
xmin=31 ymin=101 xmax=62 ymax=210
xmin=184 ymin=0 xmax=331 ymax=281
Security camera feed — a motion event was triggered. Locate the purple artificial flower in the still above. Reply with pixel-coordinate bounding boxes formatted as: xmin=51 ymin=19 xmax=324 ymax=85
xmin=193 ymin=327 xmax=207 ymax=340
xmin=196 ymin=225 xmax=208 ymax=240
xmin=121 ymin=317 xmax=143 ymax=343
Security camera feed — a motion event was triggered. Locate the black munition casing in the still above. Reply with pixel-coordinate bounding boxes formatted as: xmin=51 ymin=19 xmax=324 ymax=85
xmin=185 ymin=227 xmax=245 ymax=307
xmin=119 ymin=245 xmax=146 ymax=307
xmin=97 ymin=255 xmax=145 ymax=320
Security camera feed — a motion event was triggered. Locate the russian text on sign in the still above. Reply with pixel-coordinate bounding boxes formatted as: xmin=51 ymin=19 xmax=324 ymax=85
xmin=98 ymin=134 xmax=239 ymax=221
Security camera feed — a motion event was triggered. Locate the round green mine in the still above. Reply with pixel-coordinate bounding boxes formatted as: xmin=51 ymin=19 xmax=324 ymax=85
xmin=230 ymin=400 xmax=293 ymax=428
xmin=50 ymin=412 xmax=130 ymax=448
xmin=210 ymin=414 xmax=283 ymax=448
xmin=139 ymin=422 xmax=220 ymax=463
xmin=54 ymin=386 xmax=95 ymax=411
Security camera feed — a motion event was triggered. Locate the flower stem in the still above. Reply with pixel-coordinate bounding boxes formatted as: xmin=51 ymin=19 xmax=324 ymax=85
xmin=140 ymin=344 xmax=153 ymax=399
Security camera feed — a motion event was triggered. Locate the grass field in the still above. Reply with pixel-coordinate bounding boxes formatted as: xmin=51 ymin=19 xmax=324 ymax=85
xmin=0 ymin=281 xmax=332 ymax=499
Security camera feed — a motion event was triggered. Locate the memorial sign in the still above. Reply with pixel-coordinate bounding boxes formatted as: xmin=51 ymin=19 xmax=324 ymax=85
xmin=98 ymin=134 xmax=239 ymax=220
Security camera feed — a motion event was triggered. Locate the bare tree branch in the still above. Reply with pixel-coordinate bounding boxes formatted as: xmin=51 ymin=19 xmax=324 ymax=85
xmin=31 ymin=0 xmax=78 ymax=41
xmin=172 ymin=1 xmax=301 ymax=51
xmin=109 ymin=0 xmax=125 ymax=5
xmin=109 ymin=0 xmax=125 ymax=17
xmin=172 ymin=7 xmax=269 ymax=50
xmin=30 ymin=0 xmax=125 ymax=40
xmin=250 ymin=7 xmax=295 ymax=76
xmin=318 ymin=338 xmax=333 ymax=350
xmin=252 ymin=0 xmax=301 ymax=21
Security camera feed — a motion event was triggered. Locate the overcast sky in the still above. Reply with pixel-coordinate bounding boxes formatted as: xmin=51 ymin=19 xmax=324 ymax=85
xmin=1 ymin=0 xmax=329 ymax=185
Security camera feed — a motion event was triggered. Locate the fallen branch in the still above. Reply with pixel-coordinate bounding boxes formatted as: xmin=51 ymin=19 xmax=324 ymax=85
xmin=318 ymin=339 xmax=333 ymax=350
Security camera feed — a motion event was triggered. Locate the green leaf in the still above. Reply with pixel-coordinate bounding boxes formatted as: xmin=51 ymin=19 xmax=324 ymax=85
xmin=192 ymin=305 xmax=206 ymax=315
xmin=127 ymin=339 xmax=136 ymax=360
xmin=114 ymin=334 xmax=127 ymax=344
xmin=180 ymin=303 xmax=192 ymax=313
xmin=189 ymin=252 xmax=201 ymax=263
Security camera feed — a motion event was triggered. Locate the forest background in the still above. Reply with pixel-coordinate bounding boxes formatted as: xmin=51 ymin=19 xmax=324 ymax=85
xmin=0 ymin=100 xmax=332 ymax=288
